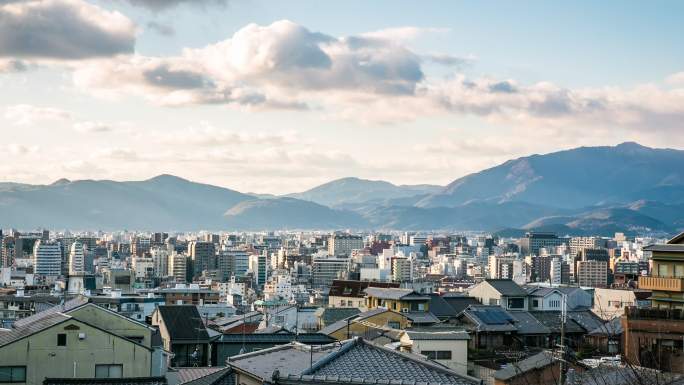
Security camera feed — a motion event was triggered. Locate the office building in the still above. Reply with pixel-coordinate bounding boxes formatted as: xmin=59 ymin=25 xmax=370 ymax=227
xmin=328 ymin=234 xmax=363 ymax=257
xmin=312 ymin=255 xmax=350 ymax=287
xmin=68 ymin=241 xmax=86 ymax=275
xmin=519 ymin=232 xmax=566 ymax=256
xmin=32 ymin=240 xmax=62 ymax=277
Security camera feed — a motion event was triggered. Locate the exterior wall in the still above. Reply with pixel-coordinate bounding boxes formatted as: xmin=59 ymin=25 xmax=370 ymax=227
xmin=592 ymin=288 xmax=637 ymax=320
xmin=328 ymin=295 xmax=365 ymax=309
xmin=468 ymin=282 xmax=501 ymax=306
xmin=0 ymin=320 xmax=152 ymax=384
xmin=328 ymin=311 xmax=409 ymax=340
xmin=68 ymin=304 xmax=153 ymax=347
xmin=402 ymin=336 xmax=468 ymax=376
xmin=366 ymin=296 xmax=429 ymax=312
xmin=622 ymin=313 xmax=684 ymax=374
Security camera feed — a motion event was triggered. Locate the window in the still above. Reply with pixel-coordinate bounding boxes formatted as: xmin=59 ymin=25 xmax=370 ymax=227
xmin=532 ymin=299 xmax=539 ymax=308
xmin=421 ymin=351 xmax=451 ymax=360
xmin=0 ymin=366 xmax=26 ymax=383
xmin=508 ymin=298 xmax=524 ymax=309
xmin=57 ymin=333 xmax=67 ymax=346
xmin=421 ymin=350 xmax=436 ymax=359
xmin=387 ymin=321 xmax=400 ymax=329
xmin=95 ymin=364 xmax=123 ymax=378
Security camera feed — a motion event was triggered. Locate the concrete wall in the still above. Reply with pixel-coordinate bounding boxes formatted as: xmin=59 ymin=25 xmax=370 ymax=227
xmin=0 ymin=319 xmax=152 ymax=384
xmin=402 ymin=336 xmax=468 ymax=376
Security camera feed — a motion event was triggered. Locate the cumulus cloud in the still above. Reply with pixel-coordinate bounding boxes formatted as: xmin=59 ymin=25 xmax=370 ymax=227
xmin=4 ymin=104 xmax=73 ymax=125
xmin=0 ymin=0 xmax=135 ymax=60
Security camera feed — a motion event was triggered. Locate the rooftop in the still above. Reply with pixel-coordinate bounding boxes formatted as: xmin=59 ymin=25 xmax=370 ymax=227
xmin=494 ymin=351 xmax=556 ymax=381
xmin=364 ymin=287 xmax=427 ymax=300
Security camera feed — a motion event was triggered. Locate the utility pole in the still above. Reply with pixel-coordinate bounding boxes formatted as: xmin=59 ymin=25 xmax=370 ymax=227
xmin=559 ymin=293 xmax=567 ymax=385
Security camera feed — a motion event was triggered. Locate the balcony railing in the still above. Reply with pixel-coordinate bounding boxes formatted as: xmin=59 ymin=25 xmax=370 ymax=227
xmin=638 ymin=276 xmax=684 ymax=292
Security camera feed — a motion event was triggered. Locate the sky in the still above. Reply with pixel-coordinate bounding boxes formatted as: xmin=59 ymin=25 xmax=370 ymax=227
xmin=1 ymin=0 xmax=683 ymax=194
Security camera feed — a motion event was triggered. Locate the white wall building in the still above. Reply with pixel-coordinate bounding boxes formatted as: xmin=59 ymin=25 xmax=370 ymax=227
xmin=32 ymin=240 xmax=62 ymax=277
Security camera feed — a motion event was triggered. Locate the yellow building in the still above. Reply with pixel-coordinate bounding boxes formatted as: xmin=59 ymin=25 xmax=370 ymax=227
xmin=364 ymin=287 xmax=430 ymax=313
xmin=641 ymin=232 xmax=684 ymax=309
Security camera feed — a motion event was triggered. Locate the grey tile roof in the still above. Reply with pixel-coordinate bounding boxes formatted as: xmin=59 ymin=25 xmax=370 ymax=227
xmin=0 ymin=312 xmax=70 ymax=347
xmin=176 ymin=367 xmax=232 ymax=385
xmin=494 ymin=351 xmax=556 ymax=381
xmin=216 ymin=333 xmax=335 ymax=344
xmin=587 ymin=317 xmax=623 ymax=336
xmin=405 ymin=330 xmax=470 ymax=341
xmin=508 ymin=311 xmax=551 ymax=335
xmin=364 ymin=287 xmax=422 ymax=300
xmin=643 ymin=244 xmax=684 ymax=253
xmin=319 ymin=308 xmax=361 ymax=326
xmin=485 ymin=279 xmax=528 ymax=297
xmin=302 ymin=338 xmax=479 ymax=385
xmin=528 ymin=312 xmax=585 ymax=334
xmin=441 ymin=297 xmax=480 ymax=315
xmin=318 ymin=308 xmax=404 ymax=336
xmin=13 ymin=295 xmax=88 ymax=327
xmin=404 ymin=312 xmax=440 ymax=325
xmin=228 ymin=343 xmax=343 ymax=381
xmin=43 ymin=377 xmax=167 ymax=385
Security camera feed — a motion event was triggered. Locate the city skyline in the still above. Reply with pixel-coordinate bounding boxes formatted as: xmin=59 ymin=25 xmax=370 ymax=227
xmin=1 ymin=0 xmax=684 ymax=193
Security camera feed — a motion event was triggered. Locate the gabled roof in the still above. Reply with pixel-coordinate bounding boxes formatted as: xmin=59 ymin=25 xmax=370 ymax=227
xmin=442 ymin=296 xmax=481 ymax=315
xmin=0 ymin=312 xmax=71 ymax=348
xmin=297 ymin=338 xmax=479 ymax=385
xmin=172 ymin=367 xmax=232 ymax=385
xmin=484 ymin=279 xmax=528 ymax=297
xmin=528 ymin=311 xmax=585 ymax=334
xmin=494 ymin=351 xmax=556 ymax=381
xmin=364 ymin=287 xmax=427 ymax=300
xmin=319 ymin=308 xmax=407 ymax=336
xmin=155 ymin=305 xmax=209 ymax=341
xmin=404 ymin=311 xmax=440 ymax=325
xmin=215 ymin=333 xmax=335 ymax=344
xmin=318 ymin=308 xmax=361 ymax=326
xmin=588 ymin=317 xmax=623 ymax=336
xmin=405 ymin=330 xmax=470 ymax=341
xmin=643 ymin=244 xmax=684 ymax=253
xmin=13 ymin=295 xmax=89 ymax=327
xmin=667 ymin=231 xmax=684 ymax=244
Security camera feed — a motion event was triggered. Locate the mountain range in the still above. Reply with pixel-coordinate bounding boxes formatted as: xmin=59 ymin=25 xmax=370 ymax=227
xmin=1 ymin=142 xmax=683 ymax=235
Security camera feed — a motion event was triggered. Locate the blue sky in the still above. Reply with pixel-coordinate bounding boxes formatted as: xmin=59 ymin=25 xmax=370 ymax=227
xmin=1 ymin=0 xmax=683 ymax=193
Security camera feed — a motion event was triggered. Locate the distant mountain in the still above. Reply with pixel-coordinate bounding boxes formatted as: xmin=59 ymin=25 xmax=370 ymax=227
xmin=0 ymin=175 xmax=254 ymax=230
xmin=223 ymin=198 xmax=367 ymax=230
xmin=416 ymin=142 xmax=684 ymax=209
xmin=287 ymin=177 xmax=441 ymax=207
xmin=0 ymin=142 xmax=682 ymax=233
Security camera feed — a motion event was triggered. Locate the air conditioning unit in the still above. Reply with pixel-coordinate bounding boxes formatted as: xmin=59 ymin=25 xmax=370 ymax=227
xmin=401 ymin=308 xmax=409 ymax=313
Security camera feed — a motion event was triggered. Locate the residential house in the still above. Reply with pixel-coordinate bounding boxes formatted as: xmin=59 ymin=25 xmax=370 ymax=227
xmin=211 ymin=332 xmax=335 ymax=366
xmin=314 ymin=307 xmax=361 ymax=329
xmin=400 ymin=330 xmax=470 ymax=376
xmin=455 ymin=305 xmax=518 ymax=351
xmin=327 ymin=280 xmax=399 ymax=309
xmin=525 ymin=286 xmax=592 ymax=311
xmin=468 ymin=279 xmax=529 ymax=311
xmin=151 ymin=305 xmax=211 ymax=367
xmin=364 ymin=287 xmax=430 ymax=313
xmin=592 ymin=287 xmax=651 ymax=320
xmin=640 ymin=232 xmax=684 ymax=310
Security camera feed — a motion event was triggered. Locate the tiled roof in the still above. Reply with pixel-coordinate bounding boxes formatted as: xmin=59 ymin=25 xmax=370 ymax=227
xmin=319 ymin=308 xmax=361 ymax=326
xmin=587 ymin=317 xmax=623 ymax=336
xmin=643 ymin=244 xmax=684 ymax=252
xmin=441 ymin=296 xmax=480 ymax=315
xmin=156 ymin=306 xmax=209 ymax=341
xmin=174 ymin=367 xmax=231 ymax=385
xmin=528 ymin=312 xmax=585 ymax=334
xmin=13 ymin=295 xmax=88 ymax=327
xmin=228 ymin=343 xmax=343 ymax=381
xmin=494 ymin=351 xmax=556 ymax=381
xmin=404 ymin=312 xmax=440 ymax=325
xmin=0 ymin=312 xmax=70 ymax=347
xmin=364 ymin=288 xmax=424 ymax=300
xmin=485 ymin=279 xmax=528 ymax=297
xmin=508 ymin=311 xmax=551 ymax=335
xmin=216 ymin=333 xmax=335 ymax=344
xmin=302 ymin=338 xmax=479 ymax=385
xmin=318 ymin=308 xmax=403 ymax=336
xmin=43 ymin=377 xmax=167 ymax=385
xmin=405 ymin=331 xmax=470 ymax=341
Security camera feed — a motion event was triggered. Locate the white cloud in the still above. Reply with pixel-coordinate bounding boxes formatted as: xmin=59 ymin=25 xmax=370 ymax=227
xmin=666 ymin=71 xmax=684 ymax=86
xmin=4 ymin=104 xmax=72 ymax=125
xmin=73 ymin=121 xmax=112 ymax=133
xmin=0 ymin=0 xmax=135 ymax=60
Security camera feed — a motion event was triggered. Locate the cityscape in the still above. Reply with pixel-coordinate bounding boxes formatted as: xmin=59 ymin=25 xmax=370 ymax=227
xmin=1 ymin=1 xmax=684 ymax=385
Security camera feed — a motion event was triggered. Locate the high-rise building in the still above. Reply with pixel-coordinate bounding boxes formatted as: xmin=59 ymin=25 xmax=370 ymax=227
xmin=249 ymin=252 xmax=269 ymax=288
xmin=391 ymin=256 xmax=414 ymax=282
xmin=188 ymin=241 xmax=216 ymax=277
xmin=577 ymin=260 xmax=608 ymax=287
xmin=530 ymin=255 xmax=553 ymax=282
xmin=312 ymin=255 xmax=350 ymax=287
xmin=519 ymin=232 xmax=567 ymax=256
xmin=68 ymin=241 xmax=86 ymax=275
xmin=569 ymin=237 xmax=606 ymax=257
xmin=167 ymin=252 xmax=187 ymax=282
xmin=150 ymin=246 xmax=169 ymax=277
xmin=550 ymin=256 xmax=570 ymax=285
xmin=131 ymin=236 xmax=151 ymax=257
xmin=32 ymin=240 xmax=62 ymax=277
xmin=327 ymin=234 xmax=363 ymax=257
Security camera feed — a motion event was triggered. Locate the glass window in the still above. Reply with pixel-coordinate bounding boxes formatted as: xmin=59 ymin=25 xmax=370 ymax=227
xmin=508 ymin=298 xmax=525 ymax=309
xmin=658 ymin=264 xmax=669 ymax=277
xmin=421 ymin=350 xmax=436 ymax=359
xmin=675 ymin=265 xmax=684 ymax=278
xmin=95 ymin=364 xmax=123 ymax=378
xmin=0 ymin=366 xmax=26 ymax=383
xmin=57 ymin=333 xmax=67 ymax=346
xmin=436 ymin=351 xmax=452 ymax=360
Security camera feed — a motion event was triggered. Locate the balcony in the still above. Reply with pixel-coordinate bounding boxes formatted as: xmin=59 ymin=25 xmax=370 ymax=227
xmin=639 ymin=276 xmax=684 ymax=292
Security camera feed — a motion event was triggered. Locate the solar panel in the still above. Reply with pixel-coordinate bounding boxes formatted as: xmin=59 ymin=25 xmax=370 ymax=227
xmin=475 ymin=308 xmax=513 ymax=325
